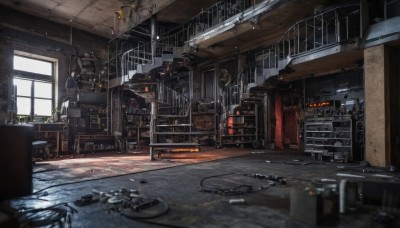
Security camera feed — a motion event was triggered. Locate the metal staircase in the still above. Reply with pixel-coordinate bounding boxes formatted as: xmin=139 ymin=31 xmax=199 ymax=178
xmin=219 ymin=67 xmax=261 ymax=139
xmin=150 ymin=83 xmax=200 ymax=159
xmin=114 ymin=37 xmax=200 ymax=160
xmin=157 ymin=83 xmax=190 ymax=117
xmin=109 ymin=42 xmax=178 ymax=88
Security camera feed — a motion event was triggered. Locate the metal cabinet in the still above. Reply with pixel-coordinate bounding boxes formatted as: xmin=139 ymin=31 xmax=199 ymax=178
xmin=304 ymin=116 xmax=352 ymax=162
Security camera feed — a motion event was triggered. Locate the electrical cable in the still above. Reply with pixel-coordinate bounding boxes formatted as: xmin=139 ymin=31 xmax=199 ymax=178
xmin=18 ymin=203 xmax=77 ymax=227
xmin=31 ymin=153 xmax=252 ymax=196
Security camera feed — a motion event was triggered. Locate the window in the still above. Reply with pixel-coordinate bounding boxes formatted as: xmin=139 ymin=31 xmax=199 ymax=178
xmin=13 ymin=54 xmax=54 ymax=118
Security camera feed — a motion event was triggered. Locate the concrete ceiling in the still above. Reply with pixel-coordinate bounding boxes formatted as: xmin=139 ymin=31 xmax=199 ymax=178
xmin=0 ymin=0 xmax=216 ymax=39
xmin=0 ymin=0 xmax=359 ymax=73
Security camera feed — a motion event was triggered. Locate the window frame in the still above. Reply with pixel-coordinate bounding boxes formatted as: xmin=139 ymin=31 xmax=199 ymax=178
xmin=13 ymin=53 xmax=56 ymax=120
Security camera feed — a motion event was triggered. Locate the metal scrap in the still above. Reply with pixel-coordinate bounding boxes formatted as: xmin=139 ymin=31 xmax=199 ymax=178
xmin=90 ymin=187 xmax=169 ymax=219
xmin=229 ymin=199 xmax=245 ymax=204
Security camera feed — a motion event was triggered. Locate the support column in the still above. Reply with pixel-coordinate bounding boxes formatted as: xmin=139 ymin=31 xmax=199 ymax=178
xmin=264 ymin=94 xmax=269 ymax=149
xmin=275 ymin=92 xmax=283 ymax=150
xmin=238 ymin=55 xmax=246 ymax=97
xmin=149 ymin=100 xmax=158 ymax=161
xmin=360 ymin=0 xmax=369 ymax=38
xmin=151 ymin=15 xmax=157 ymax=62
xmin=214 ymin=62 xmax=220 ymax=148
xmin=364 ymin=45 xmax=391 ymax=166
xmin=189 ymin=70 xmax=193 ymax=141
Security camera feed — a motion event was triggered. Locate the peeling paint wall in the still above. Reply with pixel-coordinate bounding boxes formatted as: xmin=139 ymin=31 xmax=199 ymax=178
xmin=0 ymin=39 xmax=13 ymax=124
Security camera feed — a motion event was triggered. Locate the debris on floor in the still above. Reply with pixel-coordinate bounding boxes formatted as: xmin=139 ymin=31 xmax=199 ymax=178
xmin=73 ymin=188 xmax=170 ymax=220
xmin=244 ymin=173 xmax=287 ymax=185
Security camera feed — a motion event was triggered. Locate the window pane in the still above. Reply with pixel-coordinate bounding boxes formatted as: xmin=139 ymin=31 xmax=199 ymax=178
xmin=17 ymin=97 xmax=31 ymax=115
xmin=14 ymin=78 xmax=32 ymax=97
xmin=34 ymin=82 xmax=52 ymax=98
xmin=14 ymin=55 xmax=52 ymax=76
xmin=34 ymin=99 xmax=52 ymax=116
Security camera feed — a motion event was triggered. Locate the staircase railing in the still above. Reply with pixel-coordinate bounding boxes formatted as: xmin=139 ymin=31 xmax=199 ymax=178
xmin=160 ymin=0 xmax=266 ymax=45
xmin=222 ymin=70 xmax=249 ymax=114
xmin=119 ymin=0 xmax=278 ymax=83
xmin=121 ymin=43 xmax=152 ymax=79
xmin=277 ymin=2 xmax=360 ymax=61
xmin=157 ymin=82 xmax=190 ymax=116
xmin=125 ymin=1 xmax=361 ymax=109
xmin=122 ymin=1 xmax=363 ymax=110
xmin=256 ymin=2 xmax=361 ymax=74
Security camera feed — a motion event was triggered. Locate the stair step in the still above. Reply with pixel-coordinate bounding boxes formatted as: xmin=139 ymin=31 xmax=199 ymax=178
xmin=149 ymin=143 xmax=199 ymax=147
xmin=156 ymin=124 xmax=192 ymax=127
xmin=154 ymin=131 xmax=214 ymax=135
xmin=134 ymin=91 xmax=155 ymax=97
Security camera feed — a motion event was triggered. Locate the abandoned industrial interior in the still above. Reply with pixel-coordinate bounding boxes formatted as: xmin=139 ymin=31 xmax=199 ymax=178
xmin=0 ymin=0 xmax=400 ymax=227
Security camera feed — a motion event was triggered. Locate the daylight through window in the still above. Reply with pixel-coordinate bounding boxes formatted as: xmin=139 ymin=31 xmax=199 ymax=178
xmin=13 ymin=54 xmax=54 ymax=118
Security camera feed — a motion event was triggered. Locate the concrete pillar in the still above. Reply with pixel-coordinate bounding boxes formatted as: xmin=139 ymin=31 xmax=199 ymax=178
xmin=364 ymin=45 xmax=391 ymax=166
xmin=149 ymin=100 xmax=158 ymax=161
xmin=263 ymin=94 xmax=269 ymax=149
xmin=275 ymin=92 xmax=283 ymax=150
xmin=151 ymin=14 xmax=157 ymax=61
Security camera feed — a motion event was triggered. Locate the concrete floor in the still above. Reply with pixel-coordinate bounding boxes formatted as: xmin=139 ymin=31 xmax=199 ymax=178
xmin=12 ymin=148 xmax=400 ymax=227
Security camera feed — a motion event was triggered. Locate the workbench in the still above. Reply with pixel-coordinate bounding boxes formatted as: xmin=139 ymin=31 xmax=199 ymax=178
xmin=33 ymin=123 xmax=66 ymax=157
xmin=74 ymin=134 xmax=115 ymax=154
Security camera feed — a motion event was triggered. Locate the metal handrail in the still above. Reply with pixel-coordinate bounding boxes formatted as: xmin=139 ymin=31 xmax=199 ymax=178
xmin=120 ymin=43 xmax=152 ymax=78
xmin=277 ymin=2 xmax=361 ymax=60
xmin=256 ymin=2 xmax=361 ymax=71
xmin=120 ymin=0 xmax=273 ymax=81
xmin=223 ymin=70 xmax=249 ymax=108
xmin=160 ymin=0 xmax=264 ymax=43
xmin=157 ymin=83 xmax=190 ymax=116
